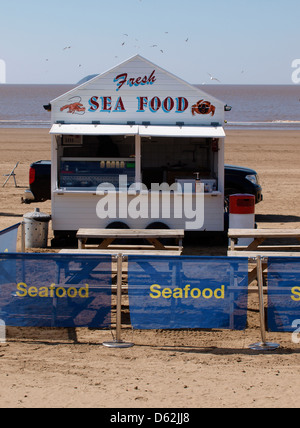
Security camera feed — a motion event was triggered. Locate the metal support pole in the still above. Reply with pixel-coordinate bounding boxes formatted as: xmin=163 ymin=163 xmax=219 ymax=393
xmin=115 ymin=253 xmax=123 ymax=342
xmin=249 ymin=256 xmax=280 ymax=351
xmin=103 ymin=254 xmax=134 ymax=348
xmin=0 ymin=319 xmax=6 ymax=344
xmin=21 ymin=221 xmax=25 ymax=253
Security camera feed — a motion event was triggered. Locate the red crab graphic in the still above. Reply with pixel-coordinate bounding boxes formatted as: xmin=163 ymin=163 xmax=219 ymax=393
xmin=192 ymin=100 xmax=215 ymax=117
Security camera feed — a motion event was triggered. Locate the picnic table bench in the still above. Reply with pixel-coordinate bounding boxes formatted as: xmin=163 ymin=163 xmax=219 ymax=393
xmin=227 ymin=228 xmax=300 ymax=285
xmin=76 ymin=228 xmax=184 ymax=252
xmin=59 ymin=248 xmax=182 ymax=256
xmin=59 ymin=247 xmax=183 ymax=277
xmin=228 ymin=228 xmax=300 ymax=254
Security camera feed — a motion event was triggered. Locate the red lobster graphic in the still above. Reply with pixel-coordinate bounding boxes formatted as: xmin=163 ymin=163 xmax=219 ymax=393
xmin=60 ymin=102 xmax=86 ymax=114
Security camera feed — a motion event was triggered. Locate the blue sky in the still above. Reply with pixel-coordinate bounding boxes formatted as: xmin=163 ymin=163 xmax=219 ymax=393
xmin=1 ymin=0 xmax=300 ymax=84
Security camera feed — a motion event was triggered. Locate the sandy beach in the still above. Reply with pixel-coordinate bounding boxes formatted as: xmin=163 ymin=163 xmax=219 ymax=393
xmin=0 ymin=128 xmax=300 ymax=408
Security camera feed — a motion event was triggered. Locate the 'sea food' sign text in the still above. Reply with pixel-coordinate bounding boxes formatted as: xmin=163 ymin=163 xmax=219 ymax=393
xmin=59 ymin=69 xmax=216 ymax=119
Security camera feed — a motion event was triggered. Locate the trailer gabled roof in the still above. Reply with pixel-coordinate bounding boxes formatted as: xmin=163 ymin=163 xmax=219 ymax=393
xmin=51 ymin=54 xmax=225 ymax=127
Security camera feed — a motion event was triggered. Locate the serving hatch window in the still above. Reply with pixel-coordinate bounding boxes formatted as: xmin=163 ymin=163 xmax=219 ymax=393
xmin=141 ymin=136 xmax=218 ymax=189
xmin=61 ymin=134 xmax=135 ymax=158
xmin=57 ymin=134 xmax=135 ymax=190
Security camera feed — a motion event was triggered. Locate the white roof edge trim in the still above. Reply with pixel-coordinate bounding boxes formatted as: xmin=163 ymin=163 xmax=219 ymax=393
xmin=50 ymin=124 xmax=225 ymax=138
xmin=138 ymin=125 xmax=225 ymax=138
xmin=50 ymin=124 xmax=139 ymax=135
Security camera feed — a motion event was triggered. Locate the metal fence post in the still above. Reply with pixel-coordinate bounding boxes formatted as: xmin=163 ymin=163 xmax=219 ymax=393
xmin=0 ymin=319 xmax=6 ymax=344
xmin=249 ymin=256 xmax=280 ymax=351
xmin=21 ymin=221 xmax=25 ymax=252
xmin=103 ymin=253 xmax=134 ymax=348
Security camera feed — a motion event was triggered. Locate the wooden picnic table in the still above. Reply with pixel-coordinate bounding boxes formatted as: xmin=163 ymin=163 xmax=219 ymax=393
xmin=59 ymin=246 xmax=183 ymax=277
xmin=76 ymin=228 xmax=184 ymax=252
xmin=227 ymin=228 xmax=300 ymax=284
xmin=228 ymin=228 xmax=300 ymax=253
xmin=59 ymin=248 xmax=182 ymax=256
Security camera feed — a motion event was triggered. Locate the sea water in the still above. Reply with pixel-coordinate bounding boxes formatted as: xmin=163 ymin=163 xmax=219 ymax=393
xmin=0 ymin=83 xmax=299 ymax=130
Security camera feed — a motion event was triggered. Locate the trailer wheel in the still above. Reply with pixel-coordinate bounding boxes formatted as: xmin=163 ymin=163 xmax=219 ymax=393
xmin=146 ymin=222 xmax=173 ymax=246
xmin=146 ymin=222 xmax=170 ymax=229
xmin=106 ymin=222 xmax=129 ymax=229
xmin=106 ymin=221 xmax=130 ymax=245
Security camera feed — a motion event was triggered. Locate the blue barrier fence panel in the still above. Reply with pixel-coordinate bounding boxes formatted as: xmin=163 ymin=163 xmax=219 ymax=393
xmin=0 ymin=253 xmax=112 ymax=328
xmin=128 ymin=256 xmax=248 ymax=330
xmin=0 ymin=223 xmax=20 ymax=284
xmin=0 ymin=223 xmax=20 ymax=253
xmin=267 ymin=257 xmax=300 ymax=332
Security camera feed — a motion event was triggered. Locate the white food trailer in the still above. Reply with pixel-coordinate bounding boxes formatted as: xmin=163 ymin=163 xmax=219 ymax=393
xmin=49 ymin=55 xmax=227 ymax=242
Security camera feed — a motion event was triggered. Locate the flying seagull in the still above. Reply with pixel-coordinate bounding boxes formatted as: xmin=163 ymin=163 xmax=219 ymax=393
xmin=207 ymin=73 xmax=221 ymax=82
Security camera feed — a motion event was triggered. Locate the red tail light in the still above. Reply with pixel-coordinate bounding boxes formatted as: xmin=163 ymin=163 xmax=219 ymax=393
xmin=29 ymin=167 xmax=35 ymax=185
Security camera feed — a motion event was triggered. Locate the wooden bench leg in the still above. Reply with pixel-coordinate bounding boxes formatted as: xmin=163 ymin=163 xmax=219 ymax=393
xmin=178 ymin=238 xmax=183 ymax=252
xmin=246 ymin=238 xmax=265 ymax=251
xmin=248 ymin=266 xmax=257 ymax=285
xmin=147 ymin=238 xmax=165 ymax=250
xmin=98 ymin=238 xmax=115 ymax=249
xmin=230 ymin=238 xmax=237 ymax=251
xmin=78 ymin=238 xmax=87 ymax=249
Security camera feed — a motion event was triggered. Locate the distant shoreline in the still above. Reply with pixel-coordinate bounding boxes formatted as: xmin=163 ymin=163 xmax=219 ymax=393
xmin=1 ymin=122 xmax=300 ymax=131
